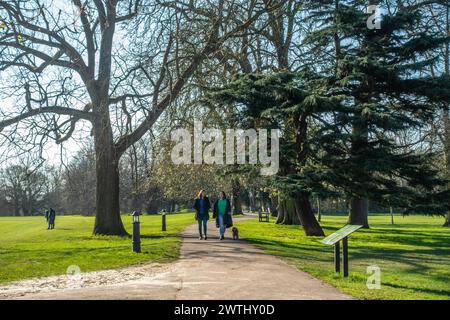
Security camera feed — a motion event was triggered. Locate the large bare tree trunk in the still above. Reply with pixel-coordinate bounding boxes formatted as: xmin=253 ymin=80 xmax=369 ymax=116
xmin=294 ymin=193 xmax=325 ymax=236
xmin=93 ymin=113 xmax=127 ymax=236
xmin=93 ymin=151 xmax=125 ymax=235
xmin=348 ymin=197 xmax=369 ymax=228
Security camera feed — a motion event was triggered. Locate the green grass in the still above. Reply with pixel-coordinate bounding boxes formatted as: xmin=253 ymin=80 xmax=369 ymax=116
xmin=235 ymin=214 xmax=450 ymax=300
xmin=0 ymin=213 xmax=195 ymax=284
xmin=2 ymin=213 xmax=448 ymax=300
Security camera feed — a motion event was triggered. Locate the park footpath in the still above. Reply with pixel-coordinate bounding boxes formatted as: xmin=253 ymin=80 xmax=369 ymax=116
xmin=0 ymin=216 xmax=351 ymax=300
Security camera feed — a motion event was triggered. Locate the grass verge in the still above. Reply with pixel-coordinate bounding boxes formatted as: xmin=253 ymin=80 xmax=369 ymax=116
xmin=0 ymin=213 xmax=195 ymax=284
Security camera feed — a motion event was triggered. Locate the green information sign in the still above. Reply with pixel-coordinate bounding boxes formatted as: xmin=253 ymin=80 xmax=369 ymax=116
xmin=320 ymin=224 xmax=363 ymax=245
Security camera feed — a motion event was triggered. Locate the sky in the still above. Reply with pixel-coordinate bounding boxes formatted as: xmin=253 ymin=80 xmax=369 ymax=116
xmin=1 ymin=1 xmax=86 ymax=169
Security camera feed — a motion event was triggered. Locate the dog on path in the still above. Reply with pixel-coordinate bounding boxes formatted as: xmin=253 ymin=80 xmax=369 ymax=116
xmin=232 ymin=227 xmax=239 ymax=240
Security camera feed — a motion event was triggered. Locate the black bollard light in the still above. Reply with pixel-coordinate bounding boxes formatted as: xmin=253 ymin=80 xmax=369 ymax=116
xmin=161 ymin=210 xmax=167 ymax=232
xmin=132 ymin=211 xmax=141 ymax=253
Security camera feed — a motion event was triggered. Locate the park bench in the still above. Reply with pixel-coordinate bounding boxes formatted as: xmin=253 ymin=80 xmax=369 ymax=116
xmin=258 ymin=209 xmax=270 ymax=222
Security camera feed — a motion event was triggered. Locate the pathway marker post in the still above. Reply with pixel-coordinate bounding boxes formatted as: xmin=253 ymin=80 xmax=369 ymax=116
xmin=162 ymin=210 xmax=167 ymax=232
xmin=342 ymin=236 xmax=349 ymax=277
xmin=161 ymin=212 xmax=166 ymax=231
xmin=132 ymin=211 xmax=141 ymax=253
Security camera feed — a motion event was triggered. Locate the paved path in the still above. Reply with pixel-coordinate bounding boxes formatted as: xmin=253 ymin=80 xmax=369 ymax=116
xmin=0 ymin=218 xmax=351 ymax=300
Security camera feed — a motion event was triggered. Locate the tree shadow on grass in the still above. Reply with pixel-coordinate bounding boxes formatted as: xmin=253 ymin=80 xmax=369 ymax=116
xmin=343 ymin=248 xmax=450 ymax=288
xmin=4 ymin=241 xmax=173 ymax=256
xmin=243 ymin=238 xmax=332 ymax=262
xmin=181 ymin=250 xmax=267 ymax=262
xmin=382 ymin=281 xmax=450 ymax=298
xmin=327 ymin=225 xmax=449 ymax=239
xmin=242 ymin=236 xmax=450 ymax=275
xmin=351 ymin=246 xmax=450 ymax=265
xmin=75 ymin=234 xmax=169 ymax=241
xmin=139 ymin=235 xmax=168 ymax=239
xmin=358 ymin=228 xmax=450 ymax=240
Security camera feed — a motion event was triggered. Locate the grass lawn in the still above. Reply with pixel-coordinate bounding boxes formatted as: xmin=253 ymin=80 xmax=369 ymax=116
xmin=235 ymin=214 xmax=450 ymax=300
xmin=0 ymin=213 xmax=195 ymax=284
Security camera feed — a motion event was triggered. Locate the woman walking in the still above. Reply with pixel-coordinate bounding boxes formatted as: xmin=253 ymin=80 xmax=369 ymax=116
xmin=213 ymin=191 xmax=232 ymax=240
xmin=193 ymin=189 xmax=211 ymax=240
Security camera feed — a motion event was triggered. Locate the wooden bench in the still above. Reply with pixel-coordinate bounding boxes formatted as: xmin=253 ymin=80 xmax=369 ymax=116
xmin=258 ymin=210 xmax=270 ymax=222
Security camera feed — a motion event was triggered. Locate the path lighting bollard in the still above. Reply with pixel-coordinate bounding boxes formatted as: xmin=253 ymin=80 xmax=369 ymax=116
xmin=161 ymin=209 xmax=167 ymax=232
xmin=132 ymin=211 xmax=141 ymax=253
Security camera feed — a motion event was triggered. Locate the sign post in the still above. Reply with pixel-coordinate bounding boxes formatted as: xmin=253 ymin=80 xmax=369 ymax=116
xmin=334 ymin=241 xmax=340 ymax=273
xmin=320 ymin=224 xmax=363 ymax=277
xmin=343 ymin=236 xmax=349 ymax=277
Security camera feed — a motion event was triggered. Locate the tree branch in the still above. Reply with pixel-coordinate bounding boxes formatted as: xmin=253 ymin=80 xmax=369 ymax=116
xmin=0 ymin=106 xmax=94 ymax=133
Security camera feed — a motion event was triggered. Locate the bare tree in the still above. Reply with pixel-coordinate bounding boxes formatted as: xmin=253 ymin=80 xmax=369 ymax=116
xmin=0 ymin=163 xmax=47 ymax=215
xmin=62 ymin=144 xmax=96 ymax=215
xmin=0 ymin=0 xmax=265 ymax=234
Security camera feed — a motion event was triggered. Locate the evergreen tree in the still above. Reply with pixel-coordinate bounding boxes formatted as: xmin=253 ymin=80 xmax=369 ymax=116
xmin=304 ymin=0 xmax=450 ymax=227
xmin=205 ymin=72 xmax=341 ymax=236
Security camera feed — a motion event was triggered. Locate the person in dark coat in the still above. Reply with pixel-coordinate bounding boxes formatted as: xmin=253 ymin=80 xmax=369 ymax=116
xmin=212 ymin=191 xmax=232 ymax=240
xmin=193 ymin=190 xmax=210 ymax=240
xmin=48 ymin=208 xmax=56 ymax=230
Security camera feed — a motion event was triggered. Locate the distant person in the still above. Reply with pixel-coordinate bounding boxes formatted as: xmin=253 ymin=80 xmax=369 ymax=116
xmin=48 ymin=208 xmax=56 ymax=230
xmin=44 ymin=210 xmax=49 ymax=224
xmin=193 ymin=189 xmax=210 ymax=240
xmin=213 ymin=191 xmax=232 ymax=240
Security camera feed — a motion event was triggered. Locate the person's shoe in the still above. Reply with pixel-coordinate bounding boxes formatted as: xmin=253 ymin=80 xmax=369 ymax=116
xmin=220 ymin=235 xmax=224 ymax=240
xmin=199 ymin=236 xmax=203 ymax=240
